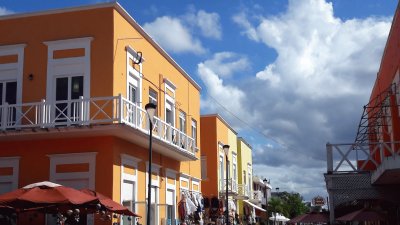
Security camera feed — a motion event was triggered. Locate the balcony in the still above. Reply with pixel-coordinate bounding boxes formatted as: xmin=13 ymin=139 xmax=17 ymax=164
xmin=0 ymin=95 xmax=198 ymax=161
xmin=250 ymin=190 xmax=264 ymax=204
xmin=326 ymin=141 xmax=400 ymax=184
xmin=235 ymin=184 xmax=250 ymax=200
xmin=219 ymin=178 xmax=238 ymax=196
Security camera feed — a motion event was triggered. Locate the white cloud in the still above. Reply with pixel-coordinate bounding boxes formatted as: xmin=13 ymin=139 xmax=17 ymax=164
xmin=200 ymin=0 xmax=392 ymax=200
xmin=0 ymin=7 xmax=13 ymax=15
xmin=202 ymin=52 xmax=249 ymax=78
xmin=186 ymin=10 xmax=222 ymax=39
xmin=198 ymin=63 xmax=249 ymax=119
xmin=143 ymin=16 xmax=205 ymax=54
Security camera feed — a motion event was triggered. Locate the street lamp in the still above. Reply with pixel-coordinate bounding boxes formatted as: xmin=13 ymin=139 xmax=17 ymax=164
xmin=145 ymin=103 xmax=157 ymax=225
xmin=223 ymin=144 xmax=230 ymax=225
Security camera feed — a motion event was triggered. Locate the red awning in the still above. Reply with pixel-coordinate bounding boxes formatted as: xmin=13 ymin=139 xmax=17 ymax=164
xmin=0 ymin=181 xmax=98 ymax=210
xmin=288 ymin=212 xmax=329 ymax=224
xmin=81 ymin=189 xmax=140 ymax=217
xmin=336 ymin=208 xmax=386 ymax=222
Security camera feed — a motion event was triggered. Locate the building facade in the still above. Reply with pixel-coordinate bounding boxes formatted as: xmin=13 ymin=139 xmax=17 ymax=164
xmin=200 ymin=114 xmax=239 ymax=222
xmin=325 ymin=2 xmax=400 ymax=224
xmin=0 ymin=3 xmax=201 ymax=225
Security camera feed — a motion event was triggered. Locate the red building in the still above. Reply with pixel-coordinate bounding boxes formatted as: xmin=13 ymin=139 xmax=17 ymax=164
xmin=325 ymin=2 xmax=400 ymax=224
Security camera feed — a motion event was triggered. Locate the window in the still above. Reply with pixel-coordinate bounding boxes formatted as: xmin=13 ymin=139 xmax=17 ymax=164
xmin=0 ymin=81 xmax=17 ymax=123
xmin=0 ymin=157 xmax=19 ymax=194
xmin=179 ymin=111 xmax=186 ymax=134
xmin=201 ymin=156 xmax=207 ymax=180
xmin=233 ymin=160 xmax=237 ymax=182
xmin=149 ymin=88 xmax=158 ymax=114
xmin=0 ymin=44 xmax=25 ymax=127
xmin=127 ymin=46 xmax=142 ymax=107
xmin=219 ymin=155 xmax=224 ymax=189
xmin=166 ymin=100 xmax=174 ymax=125
xmin=164 ymin=79 xmax=176 ymax=127
xmin=191 ymin=119 xmax=197 ymax=146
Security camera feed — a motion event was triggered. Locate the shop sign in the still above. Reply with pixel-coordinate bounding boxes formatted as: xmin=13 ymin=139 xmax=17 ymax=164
xmin=312 ymin=196 xmax=325 ymax=206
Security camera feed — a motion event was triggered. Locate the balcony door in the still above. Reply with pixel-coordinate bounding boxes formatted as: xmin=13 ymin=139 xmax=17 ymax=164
xmin=0 ymin=81 xmax=17 ymax=124
xmin=54 ymin=75 xmax=83 ymax=123
xmin=127 ymin=74 xmax=140 ymax=125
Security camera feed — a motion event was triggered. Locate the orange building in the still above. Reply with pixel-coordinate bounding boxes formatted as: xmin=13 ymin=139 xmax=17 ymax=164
xmin=200 ymin=114 xmax=253 ymax=223
xmin=0 ymin=2 xmax=202 ymax=225
xmin=325 ymin=2 xmax=400 ymax=224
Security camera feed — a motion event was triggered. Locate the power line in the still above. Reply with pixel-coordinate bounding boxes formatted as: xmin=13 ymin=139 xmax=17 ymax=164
xmin=203 ymin=90 xmax=316 ymax=159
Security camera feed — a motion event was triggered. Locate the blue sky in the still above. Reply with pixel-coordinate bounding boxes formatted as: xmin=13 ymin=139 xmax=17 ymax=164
xmin=1 ymin=0 xmax=397 ymax=201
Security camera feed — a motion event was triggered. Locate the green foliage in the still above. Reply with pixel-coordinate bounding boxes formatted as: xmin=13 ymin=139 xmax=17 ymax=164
xmin=268 ymin=192 xmax=308 ymax=219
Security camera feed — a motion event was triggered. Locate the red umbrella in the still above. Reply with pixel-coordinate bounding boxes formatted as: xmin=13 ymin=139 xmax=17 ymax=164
xmin=288 ymin=212 xmax=329 ymax=224
xmin=336 ymin=208 xmax=386 ymax=222
xmin=80 ymin=189 xmax=140 ymax=217
xmin=0 ymin=181 xmax=98 ymax=210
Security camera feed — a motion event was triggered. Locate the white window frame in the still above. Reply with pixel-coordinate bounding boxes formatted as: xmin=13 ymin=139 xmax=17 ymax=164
xmin=126 ymin=46 xmax=143 ymax=107
xmin=219 ymin=151 xmax=224 ymax=191
xmin=179 ymin=111 xmax=187 ymax=134
xmin=121 ymin=154 xmax=140 ymax=224
xmin=0 ymin=44 xmax=25 ymax=107
xmin=47 ymin=152 xmax=96 ymax=225
xmin=232 ymin=153 xmax=237 ymax=183
xmin=165 ymin=169 xmax=177 ymax=224
xmin=179 ymin=173 xmax=190 ymax=191
xmin=191 ymin=119 xmax=197 ymax=146
xmin=191 ymin=177 xmax=201 ymax=193
xmin=47 ymin=152 xmax=97 ymax=189
xmin=44 ymin=37 xmax=92 ymax=104
xmin=164 ymin=79 xmax=176 ymax=127
xmin=0 ymin=157 xmax=20 ymax=193
xmin=146 ymin=162 xmax=161 ymax=225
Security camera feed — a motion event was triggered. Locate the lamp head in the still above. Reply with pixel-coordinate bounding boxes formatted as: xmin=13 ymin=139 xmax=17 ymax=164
xmin=145 ymin=103 xmax=157 ymax=124
xmin=223 ymin=145 xmax=230 ymax=156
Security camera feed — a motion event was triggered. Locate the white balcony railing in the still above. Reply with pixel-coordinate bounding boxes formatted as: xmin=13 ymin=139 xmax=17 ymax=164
xmin=237 ymin=184 xmax=250 ymax=197
xmin=252 ymin=190 xmax=263 ymax=203
xmin=326 ymin=142 xmax=400 ymax=173
xmin=220 ymin=178 xmax=238 ymax=194
xmin=0 ymin=95 xmax=197 ymax=156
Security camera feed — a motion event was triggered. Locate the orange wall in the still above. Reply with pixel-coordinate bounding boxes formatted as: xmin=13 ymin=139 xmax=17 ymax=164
xmin=112 ymin=9 xmax=201 ymax=181
xmin=0 ymin=136 xmax=114 ymax=195
xmin=200 ymin=115 xmax=229 ymax=197
xmin=0 ymin=7 xmax=115 ymax=102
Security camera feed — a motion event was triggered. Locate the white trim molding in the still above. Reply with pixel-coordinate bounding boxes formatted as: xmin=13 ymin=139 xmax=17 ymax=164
xmin=0 ymin=44 xmax=26 ymax=107
xmin=0 ymin=157 xmax=20 ymax=193
xmin=126 ymin=45 xmax=143 ymax=107
xmin=179 ymin=173 xmax=190 ymax=191
xmin=44 ymin=37 xmax=93 ymax=103
xmin=47 ymin=152 xmax=97 ymax=189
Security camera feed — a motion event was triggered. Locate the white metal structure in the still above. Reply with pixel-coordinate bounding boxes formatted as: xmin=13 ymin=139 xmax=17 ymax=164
xmin=0 ymin=95 xmax=197 ymax=160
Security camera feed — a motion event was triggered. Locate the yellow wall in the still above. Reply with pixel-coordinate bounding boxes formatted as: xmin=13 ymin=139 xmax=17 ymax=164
xmin=237 ymin=138 xmax=253 ymax=216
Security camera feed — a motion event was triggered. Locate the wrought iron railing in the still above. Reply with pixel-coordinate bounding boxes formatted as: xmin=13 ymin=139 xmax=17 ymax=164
xmin=0 ymin=95 xmax=197 ymax=156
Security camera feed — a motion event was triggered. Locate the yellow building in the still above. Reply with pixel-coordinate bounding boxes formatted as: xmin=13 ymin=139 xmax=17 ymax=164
xmin=0 ymin=2 xmax=201 ymax=225
xmin=237 ymin=137 xmax=258 ymax=222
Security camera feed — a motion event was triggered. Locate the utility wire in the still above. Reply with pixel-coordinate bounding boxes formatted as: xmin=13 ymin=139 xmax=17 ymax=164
xmin=203 ymin=90 xmax=317 ymax=159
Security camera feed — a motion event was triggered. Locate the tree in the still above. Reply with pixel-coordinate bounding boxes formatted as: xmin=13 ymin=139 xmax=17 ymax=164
xmin=268 ymin=197 xmax=284 ymax=225
xmin=269 ymin=192 xmax=308 ymax=219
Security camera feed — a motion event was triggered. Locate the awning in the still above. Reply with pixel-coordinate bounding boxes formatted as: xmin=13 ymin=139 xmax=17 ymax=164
xmin=243 ymin=200 xmax=266 ymax=212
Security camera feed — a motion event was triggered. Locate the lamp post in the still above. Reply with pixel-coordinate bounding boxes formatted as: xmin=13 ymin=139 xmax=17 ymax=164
xmin=145 ymin=103 xmax=157 ymax=225
xmin=223 ymin=145 xmax=230 ymax=225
